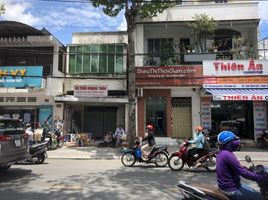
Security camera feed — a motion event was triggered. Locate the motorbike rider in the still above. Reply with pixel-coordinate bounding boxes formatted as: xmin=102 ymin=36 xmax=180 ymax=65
xmin=216 ymin=131 xmax=268 ymax=200
xmin=141 ymin=124 xmax=156 ymax=161
xmin=187 ymin=125 xmax=205 ymax=167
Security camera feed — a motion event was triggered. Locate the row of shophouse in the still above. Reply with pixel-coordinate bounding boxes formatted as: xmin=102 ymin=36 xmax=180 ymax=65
xmin=1 ymin=0 xmax=268 ymax=142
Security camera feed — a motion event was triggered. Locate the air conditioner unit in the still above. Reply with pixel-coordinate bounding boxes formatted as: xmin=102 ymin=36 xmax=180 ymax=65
xmin=137 ymin=88 xmax=143 ymax=97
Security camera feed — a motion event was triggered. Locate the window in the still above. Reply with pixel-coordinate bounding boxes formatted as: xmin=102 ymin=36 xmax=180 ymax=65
xmin=148 ymin=38 xmax=173 ymax=55
xmin=68 ymin=44 xmax=125 ymax=74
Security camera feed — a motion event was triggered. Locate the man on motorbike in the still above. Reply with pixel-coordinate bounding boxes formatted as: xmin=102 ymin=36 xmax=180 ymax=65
xmin=216 ymin=131 xmax=268 ymax=200
xmin=141 ymin=124 xmax=156 ymax=161
xmin=187 ymin=126 xmax=205 ymax=167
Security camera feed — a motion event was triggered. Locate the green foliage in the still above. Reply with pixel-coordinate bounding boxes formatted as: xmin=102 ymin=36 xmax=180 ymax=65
xmin=160 ymin=39 xmax=175 ymax=66
xmin=0 ymin=4 xmax=5 ymax=15
xmin=91 ymin=0 xmax=175 ymax=20
xmin=187 ymin=13 xmax=218 ymax=53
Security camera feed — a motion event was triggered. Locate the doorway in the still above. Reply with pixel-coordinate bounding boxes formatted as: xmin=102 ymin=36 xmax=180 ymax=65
xmin=146 ymin=96 xmax=167 ymax=137
xmin=84 ymin=107 xmax=117 ymax=139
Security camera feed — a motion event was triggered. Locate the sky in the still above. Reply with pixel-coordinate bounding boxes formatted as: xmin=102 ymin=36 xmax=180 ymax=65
xmin=0 ymin=0 xmax=267 ymax=45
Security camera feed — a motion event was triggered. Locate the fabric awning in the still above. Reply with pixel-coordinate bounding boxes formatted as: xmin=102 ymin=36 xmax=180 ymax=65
xmin=204 ymin=88 xmax=268 ymax=101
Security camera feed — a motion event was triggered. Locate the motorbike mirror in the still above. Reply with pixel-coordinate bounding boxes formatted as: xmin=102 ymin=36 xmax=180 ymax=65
xmin=245 ymin=155 xmax=251 ymax=163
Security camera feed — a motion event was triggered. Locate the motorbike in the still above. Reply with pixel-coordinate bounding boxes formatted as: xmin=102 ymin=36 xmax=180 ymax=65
xmin=257 ymin=129 xmax=268 ymax=148
xmin=168 ymin=139 xmax=218 ymax=171
xmin=25 ymin=142 xmax=48 ymax=164
xmin=121 ymin=139 xmax=170 ymax=167
xmin=54 ymin=128 xmax=64 ymax=148
xmin=176 ymin=155 xmax=268 ymax=200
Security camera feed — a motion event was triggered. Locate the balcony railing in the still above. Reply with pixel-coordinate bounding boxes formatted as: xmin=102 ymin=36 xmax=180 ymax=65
xmin=142 ymin=50 xmax=257 ymax=66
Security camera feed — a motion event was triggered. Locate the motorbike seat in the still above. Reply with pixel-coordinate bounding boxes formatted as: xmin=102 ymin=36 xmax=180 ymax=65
xmin=191 ymin=183 xmax=230 ymax=200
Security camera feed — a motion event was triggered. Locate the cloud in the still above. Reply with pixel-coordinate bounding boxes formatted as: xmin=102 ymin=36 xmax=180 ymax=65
xmin=0 ymin=0 xmax=41 ymax=25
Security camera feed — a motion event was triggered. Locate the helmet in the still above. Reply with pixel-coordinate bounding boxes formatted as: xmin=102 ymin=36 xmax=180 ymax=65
xmin=195 ymin=126 xmax=203 ymax=132
xmin=217 ymin=131 xmax=238 ymax=145
xmin=146 ymin=124 xmax=154 ymax=131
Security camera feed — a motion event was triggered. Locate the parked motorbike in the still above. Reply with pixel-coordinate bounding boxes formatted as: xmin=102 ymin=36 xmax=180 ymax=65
xmin=168 ymin=139 xmax=218 ymax=171
xmin=54 ymin=128 xmax=64 ymax=148
xmin=176 ymin=155 xmax=268 ymax=200
xmin=121 ymin=139 xmax=169 ymax=167
xmin=25 ymin=142 xmax=48 ymax=164
xmin=257 ymin=129 xmax=268 ymax=148
xmin=44 ymin=132 xmax=58 ymax=150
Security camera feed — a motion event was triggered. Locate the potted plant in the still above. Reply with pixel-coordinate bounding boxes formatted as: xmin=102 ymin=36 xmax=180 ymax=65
xmin=185 ymin=13 xmax=218 ymax=62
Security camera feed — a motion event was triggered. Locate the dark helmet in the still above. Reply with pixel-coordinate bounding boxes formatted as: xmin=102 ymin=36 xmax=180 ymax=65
xmin=146 ymin=124 xmax=154 ymax=131
xmin=217 ymin=131 xmax=238 ymax=145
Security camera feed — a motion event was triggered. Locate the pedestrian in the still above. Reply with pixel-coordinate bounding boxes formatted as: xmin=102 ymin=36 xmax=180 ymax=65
xmin=113 ymin=125 xmax=125 ymax=147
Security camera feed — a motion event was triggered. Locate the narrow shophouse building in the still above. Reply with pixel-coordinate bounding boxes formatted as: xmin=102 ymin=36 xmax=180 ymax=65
xmin=55 ymin=32 xmax=128 ymax=139
xmin=134 ymin=0 xmax=265 ymax=142
xmin=0 ymin=21 xmax=65 ymax=128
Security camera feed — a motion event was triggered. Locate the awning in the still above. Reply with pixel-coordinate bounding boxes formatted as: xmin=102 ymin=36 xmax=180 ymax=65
xmin=204 ymin=88 xmax=268 ymax=101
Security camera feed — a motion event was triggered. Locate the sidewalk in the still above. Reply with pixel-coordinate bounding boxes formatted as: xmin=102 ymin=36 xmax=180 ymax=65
xmin=46 ymin=145 xmax=268 ymax=161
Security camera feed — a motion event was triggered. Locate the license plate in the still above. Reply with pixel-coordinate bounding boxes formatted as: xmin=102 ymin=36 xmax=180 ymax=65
xmin=14 ymin=139 xmax=21 ymax=147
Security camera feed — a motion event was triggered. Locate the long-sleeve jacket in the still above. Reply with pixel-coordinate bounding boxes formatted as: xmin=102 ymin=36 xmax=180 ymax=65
xmin=188 ymin=132 xmax=204 ymax=149
xmin=216 ymin=146 xmax=268 ymax=192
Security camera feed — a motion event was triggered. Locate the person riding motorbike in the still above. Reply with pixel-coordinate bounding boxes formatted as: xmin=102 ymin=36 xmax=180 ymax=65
xmin=216 ymin=131 xmax=268 ymax=200
xmin=187 ymin=125 xmax=205 ymax=167
xmin=141 ymin=124 xmax=156 ymax=161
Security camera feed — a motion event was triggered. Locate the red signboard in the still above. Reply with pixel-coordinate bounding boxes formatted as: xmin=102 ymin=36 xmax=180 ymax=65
xmin=136 ymin=66 xmax=203 ymax=86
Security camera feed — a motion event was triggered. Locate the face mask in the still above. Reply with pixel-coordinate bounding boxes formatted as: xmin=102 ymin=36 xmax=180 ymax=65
xmin=232 ymin=139 xmax=240 ymax=151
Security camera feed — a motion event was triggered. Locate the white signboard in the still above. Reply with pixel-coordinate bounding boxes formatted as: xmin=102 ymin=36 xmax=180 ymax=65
xmin=253 ymin=102 xmax=267 ymax=140
xmin=213 ymin=94 xmax=268 ymax=101
xmin=74 ymin=85 xmax=108 ymax=97
xmin=203 ymin=60 xmax=268 ymax=76
xmin=201 ymin=101 xmax=211 ymax=129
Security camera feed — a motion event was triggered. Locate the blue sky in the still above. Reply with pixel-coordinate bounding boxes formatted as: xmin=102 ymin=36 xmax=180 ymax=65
xmin=0 ymin=0 xmax=267 ymax=45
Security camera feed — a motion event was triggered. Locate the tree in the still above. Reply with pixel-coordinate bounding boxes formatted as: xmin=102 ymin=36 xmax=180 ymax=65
xmin=0 ymin=4 xmax=5 ymax=15
xmin=187 ymin=13 xmax=218 ymax=53
xmin=91 ymin=0 xmax=175 ymax=146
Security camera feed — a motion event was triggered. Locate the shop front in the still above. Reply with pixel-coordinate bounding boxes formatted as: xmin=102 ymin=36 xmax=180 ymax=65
xmin=136 ymin=65 xmax=203 ymax=138
xmin=0 ymin=66 xmax=54 ymax=129
xmin=202 ymin=60 xmax=268 ymax=141
xmin=55 ymin=84 xmax=128 ymax=139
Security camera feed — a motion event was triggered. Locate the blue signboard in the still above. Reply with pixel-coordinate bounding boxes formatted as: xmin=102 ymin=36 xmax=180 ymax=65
xmin=0 ymin=66 xmax=43 ymax=88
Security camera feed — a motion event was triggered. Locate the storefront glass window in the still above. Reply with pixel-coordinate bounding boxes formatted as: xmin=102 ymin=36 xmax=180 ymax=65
xmin=211 ymin=101 xmax=253 ymax=139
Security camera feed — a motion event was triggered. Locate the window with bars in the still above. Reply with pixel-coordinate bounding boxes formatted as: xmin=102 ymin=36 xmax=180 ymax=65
xmin=68 ymin=44 xmax=125 ymax=74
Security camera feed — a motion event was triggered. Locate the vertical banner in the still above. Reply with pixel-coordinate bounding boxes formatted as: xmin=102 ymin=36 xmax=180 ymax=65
xmin=39 ymin=106 xmax=53 ymax=129
xmin=253 ymin=102 xmax=267 ymax=140
xmin=201 ymin=101 xmax=211 ymax=130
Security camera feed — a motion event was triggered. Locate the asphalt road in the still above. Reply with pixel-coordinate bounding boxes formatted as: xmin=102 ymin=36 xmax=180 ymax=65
xmin=0 ymin=159 xmax=262 ymax=200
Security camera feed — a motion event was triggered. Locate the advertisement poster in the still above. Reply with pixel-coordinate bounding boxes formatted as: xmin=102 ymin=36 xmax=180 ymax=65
xmin=201 ymin=101 xmax=211 ymax=129
xmin=253 ymin=102 xmax=267 ymax=140
xmin=39 ymin=106 xmax=53 ymax=129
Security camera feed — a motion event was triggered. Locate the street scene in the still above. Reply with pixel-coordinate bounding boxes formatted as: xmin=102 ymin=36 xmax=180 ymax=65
xmin=0 ymin=145 xmax=267 ymax=200
xmin=1 ymin=0 xmax=268 ymax=200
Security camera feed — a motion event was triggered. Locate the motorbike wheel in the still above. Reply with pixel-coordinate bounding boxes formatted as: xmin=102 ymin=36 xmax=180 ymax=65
xmin=155 ymin=152 xmax=168 ymax=167
xmin=168 ymin=155 xmax=184 ymax=171
xmin=121 ymin=152 xmax=136 ymax=167
xmin=34 ymin=153 xmax=46 ymax=164
xmin=206 ymin=155 xmax=217 ymax=172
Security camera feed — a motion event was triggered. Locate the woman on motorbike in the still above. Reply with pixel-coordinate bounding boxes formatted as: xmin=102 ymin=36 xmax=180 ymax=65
xmin=187 ymin=126 xmax=205 ymax=167
xmin=141 ymin=124 xmax=156 ymax=161
xmin=216 ymin=131 xmax=268 ymax=200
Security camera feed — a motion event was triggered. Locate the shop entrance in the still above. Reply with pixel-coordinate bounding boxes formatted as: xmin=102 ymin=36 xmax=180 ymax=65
xmin=84 ymin=107 xmax=117 ymax=139
xmin=146 ymin=96 xmax=167 ymax=137
xmin=211 ymin=101 xmax=254 ymax=139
